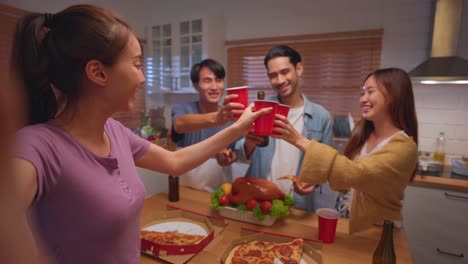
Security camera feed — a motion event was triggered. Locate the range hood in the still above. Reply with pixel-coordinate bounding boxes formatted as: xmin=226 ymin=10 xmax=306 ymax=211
xmin=409 ymin=0 xmax=468 ymax=84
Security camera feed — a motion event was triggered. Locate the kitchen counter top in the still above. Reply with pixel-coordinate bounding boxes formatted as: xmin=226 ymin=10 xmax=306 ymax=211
xmin=412 ymin=166 xmax=468 ymax=192
xmin=140 ymin=187 xmax=413 ymax=263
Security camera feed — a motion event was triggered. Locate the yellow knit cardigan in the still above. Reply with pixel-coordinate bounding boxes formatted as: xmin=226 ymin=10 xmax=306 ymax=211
xmin=299 ymin=134 xmax=418 ymax=234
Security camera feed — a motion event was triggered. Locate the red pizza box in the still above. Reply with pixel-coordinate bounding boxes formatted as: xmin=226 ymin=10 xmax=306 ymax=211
xmin=220 ymin=230 xmax=323 ymax=264
xmin=141 ymin=209 xmax=226 ymax=264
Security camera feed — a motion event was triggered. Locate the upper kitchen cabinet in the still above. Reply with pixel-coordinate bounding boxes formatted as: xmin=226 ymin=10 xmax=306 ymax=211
xmin=145 ymin=17 xmax=225 ymax=94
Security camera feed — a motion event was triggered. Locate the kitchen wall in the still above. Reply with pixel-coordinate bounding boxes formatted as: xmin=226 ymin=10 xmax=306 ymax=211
xmin=414 ymin=84 xmax=468 ymax=159
xmin=3 ymin=0 xmax=468 ymax=160
xmin=0 ymin=0 xmax=153 ymax=37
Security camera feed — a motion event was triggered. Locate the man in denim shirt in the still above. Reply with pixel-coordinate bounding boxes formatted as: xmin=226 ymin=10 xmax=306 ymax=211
xmin=234 ymin=46 xmax=338 ymax=212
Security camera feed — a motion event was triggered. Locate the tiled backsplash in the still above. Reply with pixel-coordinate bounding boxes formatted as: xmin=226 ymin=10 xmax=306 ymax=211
xmin=414 ymin=84 xmax=468 ymax=161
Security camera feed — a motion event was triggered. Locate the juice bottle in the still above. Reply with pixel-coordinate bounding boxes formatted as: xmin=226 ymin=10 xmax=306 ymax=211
xmin=433 ymin=132 xmax=446 ymax=172
xmin=433 ymin=132 xmax=446 ymax=163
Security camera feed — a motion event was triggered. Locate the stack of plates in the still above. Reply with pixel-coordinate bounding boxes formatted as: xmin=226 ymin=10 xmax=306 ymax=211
xmin=452 ymin=158 xmax=468 ymax=176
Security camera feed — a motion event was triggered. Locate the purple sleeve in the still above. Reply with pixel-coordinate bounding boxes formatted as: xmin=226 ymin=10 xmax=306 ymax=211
xmin=13 ymin=126 xmax=61 ymax=202
xmin=108 ymin=118 xmax=151 ymax=159
xmin=126 ymin=127 xmax=151 ymax=159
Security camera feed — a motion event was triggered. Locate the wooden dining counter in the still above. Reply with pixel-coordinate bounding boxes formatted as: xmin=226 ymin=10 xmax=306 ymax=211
xmin=140 ymin=187 xmax=413 ymax=263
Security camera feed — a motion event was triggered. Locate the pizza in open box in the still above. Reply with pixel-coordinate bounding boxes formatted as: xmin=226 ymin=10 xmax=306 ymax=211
xmin=140 ymin=230 xmax=206 ymax=246
xmin=225 ymin=238 xmax=304 ymax=264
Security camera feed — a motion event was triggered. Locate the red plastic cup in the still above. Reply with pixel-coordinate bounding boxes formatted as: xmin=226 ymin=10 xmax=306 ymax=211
xmin=253 ymin=100 xmax=278 ymax=136
xmin=273 ymin=104 xmax=290 ymax=135
xmin=317 ymin=208 xmax=340 ymax=243
xmin=226 ymin=86 xmax=248 ymax=118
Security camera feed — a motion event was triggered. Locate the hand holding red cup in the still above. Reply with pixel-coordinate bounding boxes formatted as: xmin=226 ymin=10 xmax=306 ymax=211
xmin=253 ymin=100 xmax=278 ymax=135
xmin=272 ymin=104 xmax=290 ymax=135
xmin=226 ymin=86 xmax=248 ymax=118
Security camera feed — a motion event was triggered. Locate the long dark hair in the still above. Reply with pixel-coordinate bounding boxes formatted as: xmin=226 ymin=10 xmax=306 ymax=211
xmin=344 ymin=68 xmax=418 ymax=163
xmin=13 ymin=4 xmax=132 ymax=125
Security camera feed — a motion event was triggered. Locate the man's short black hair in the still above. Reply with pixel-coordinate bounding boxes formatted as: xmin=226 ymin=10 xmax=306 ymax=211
xmin=264 ymin=46 xmax=302 ymax=68
xmin=190 ymin=59 xmax=225 ymax=84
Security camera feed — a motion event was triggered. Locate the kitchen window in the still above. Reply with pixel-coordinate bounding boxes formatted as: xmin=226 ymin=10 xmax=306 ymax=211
xmin=226 ymin=29 xmax=383 ymax=121
xmin=145 ymin=16 xmax=225 ymax=94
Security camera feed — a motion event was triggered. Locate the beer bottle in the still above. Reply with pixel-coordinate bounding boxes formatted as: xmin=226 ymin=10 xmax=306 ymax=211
xmin=257 ymin=91 xmax=269 ymax=147
xmin=168 ymin=175 xmax=179 ymax=202
xmin=372 ymin=220 xmax=396 ymax=264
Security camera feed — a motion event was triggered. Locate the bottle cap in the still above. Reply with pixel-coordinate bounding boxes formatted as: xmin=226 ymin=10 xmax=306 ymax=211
xmin=257 ymin=91 xmax=265 ymax=100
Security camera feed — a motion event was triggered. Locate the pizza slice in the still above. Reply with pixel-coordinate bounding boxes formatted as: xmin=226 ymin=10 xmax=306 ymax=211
xmin=140 ymin=230 xmax=206 ymax=245
xmin=272 ymin=238 xmax=304 ymax=264
xmin=276 ymin=175 xmax=306 ymax=192
xmin=225 ymin=240 xmax=275 ymax=264
xmin=225 ymin=239 xmax=304 ymax=264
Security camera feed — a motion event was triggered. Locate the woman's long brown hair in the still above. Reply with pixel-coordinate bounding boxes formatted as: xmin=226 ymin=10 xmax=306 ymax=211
xmin=13 ymin=4 xmax=132 ymax=125
xmin=343 ymin=68 xmax=418 ymax=179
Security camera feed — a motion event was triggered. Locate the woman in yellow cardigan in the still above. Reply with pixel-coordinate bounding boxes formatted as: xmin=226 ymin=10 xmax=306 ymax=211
xmin=273 ymin=68 xmax=418 ymax=234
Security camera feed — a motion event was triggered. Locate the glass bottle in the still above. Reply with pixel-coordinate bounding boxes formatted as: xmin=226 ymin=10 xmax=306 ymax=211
xmin=168 ymin=175 xmax=179 ymax=202
xmin=257 ymin=91 xmax=269 ymax=147
xmin=433 ymin=131 xmax=446 ymax=167
xmin=372 ymin=220 xmax=396 ymax=264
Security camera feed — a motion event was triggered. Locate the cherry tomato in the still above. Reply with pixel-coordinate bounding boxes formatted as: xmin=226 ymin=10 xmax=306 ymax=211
xmin=246 ymin=199 xmax=259 ymax=211
xmin=260 ymin=201 xmax=272 ymax=214
xmin=218 ymin=194 xmax=231 ymax=206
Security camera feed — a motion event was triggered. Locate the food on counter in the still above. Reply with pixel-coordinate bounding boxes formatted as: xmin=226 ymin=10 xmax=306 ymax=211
xmin=230 ymin=177 xmax=286 ymax=204
xmin=140 ymin=230 xmax=206 ymax=246
xmin=277 ymin=175 xmax=306 ymax=192
xmin=211 ymin=178 xmax=293 ymax=221
xmin=225 ymin=238 xmax=304 ymax=264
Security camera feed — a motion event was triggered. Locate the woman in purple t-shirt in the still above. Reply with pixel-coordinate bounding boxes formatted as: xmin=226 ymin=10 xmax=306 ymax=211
xmin=8 ymin=4 xmax=270 ymax=264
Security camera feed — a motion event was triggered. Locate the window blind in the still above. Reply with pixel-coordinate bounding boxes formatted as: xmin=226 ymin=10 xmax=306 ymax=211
xmin=226 ymin=29 xmax=382 ymax=120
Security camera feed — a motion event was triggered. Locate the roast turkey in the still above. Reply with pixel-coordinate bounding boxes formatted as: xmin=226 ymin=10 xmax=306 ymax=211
xmin=230 ymin=177 xmax=286 ymax=205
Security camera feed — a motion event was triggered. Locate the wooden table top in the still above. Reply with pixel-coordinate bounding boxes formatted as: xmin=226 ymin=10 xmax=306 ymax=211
xmin=140 ymin=187 xmax=413 ymax=263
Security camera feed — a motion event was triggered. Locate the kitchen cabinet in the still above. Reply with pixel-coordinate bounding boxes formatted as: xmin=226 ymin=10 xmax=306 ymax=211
xmin=403 ymin=185 xmax=468 ymax=263
xmin=145 ymin=16 xmax=225 ymax=94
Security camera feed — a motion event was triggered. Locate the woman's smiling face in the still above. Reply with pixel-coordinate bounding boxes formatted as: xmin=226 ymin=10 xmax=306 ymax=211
xmin=360 ymin=75 xmax=391 ymax=122
xmin=105 ymin=34 xmax=145 ymax=112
